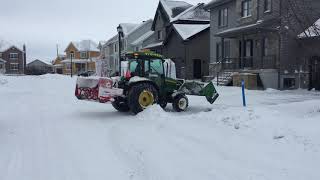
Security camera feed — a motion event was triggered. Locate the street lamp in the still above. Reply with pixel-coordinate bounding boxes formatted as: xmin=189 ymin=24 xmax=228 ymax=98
xmin=117 ymin=25 xmax=124 ymax=75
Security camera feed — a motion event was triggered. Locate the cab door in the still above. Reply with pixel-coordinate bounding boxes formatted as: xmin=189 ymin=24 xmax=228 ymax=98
xmin=145 ymin=59 xmax=165 ymax=93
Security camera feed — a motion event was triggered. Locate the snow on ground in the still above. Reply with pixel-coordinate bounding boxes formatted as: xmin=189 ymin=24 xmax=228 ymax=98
xmin=0 ymin=74 xmax=320 ymax=180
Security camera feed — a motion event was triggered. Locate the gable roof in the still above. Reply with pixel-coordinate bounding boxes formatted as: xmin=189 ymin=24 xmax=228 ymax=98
xmin=172 ymin=24 xmax=210 ymax=40
xmin=171 ymin=3 xmax=210 ymax=23
xmin=119 ymin=23 xmax=140 ymax=36
xmin=298 ymin=18 xmax=320 ymax=38
xmin=161 ymin=0 xmax=193 ymax=20
xmin=27 ymin=59 xmax=52 ymax=66
xmin=0 ymin=41 xmax=23 ymax=52
xmin=131 ymin=31 xmax=154 ymax=46
xmin=66 ymin=40 xmax=99 ymax=52
xmin=152 ymin=0 xmax=193 ymax=30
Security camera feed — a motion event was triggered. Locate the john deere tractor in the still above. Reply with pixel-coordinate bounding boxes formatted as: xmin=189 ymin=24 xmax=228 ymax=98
xmin=75 ymin=52 xmax=219 ymax=114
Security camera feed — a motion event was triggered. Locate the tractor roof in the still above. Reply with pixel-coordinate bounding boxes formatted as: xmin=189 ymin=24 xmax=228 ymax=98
xmin=126 ymin=51 xmax=164 ymax=60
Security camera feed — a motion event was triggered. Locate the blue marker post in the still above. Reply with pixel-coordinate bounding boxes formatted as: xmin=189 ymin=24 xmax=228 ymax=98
xmin=241 ymin=80 xmax=246 ymax=107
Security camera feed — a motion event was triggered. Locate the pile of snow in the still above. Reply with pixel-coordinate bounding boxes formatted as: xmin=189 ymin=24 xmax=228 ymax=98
xmin=0 ymin=74 xmax=320 ymax=180
xmin=0 ymin=78 xmax=8 ymax=85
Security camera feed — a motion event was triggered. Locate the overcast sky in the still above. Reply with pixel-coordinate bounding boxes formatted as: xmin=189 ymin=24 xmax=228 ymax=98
xmin=0 ymin=0 xmax=211 ymax=63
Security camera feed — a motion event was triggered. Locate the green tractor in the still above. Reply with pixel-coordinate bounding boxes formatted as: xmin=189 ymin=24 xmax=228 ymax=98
xmin=75 ymin=52 xmax=219 ymax=114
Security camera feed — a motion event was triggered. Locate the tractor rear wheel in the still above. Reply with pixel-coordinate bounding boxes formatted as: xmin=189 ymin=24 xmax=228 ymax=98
xmin=128 ymin=83 xmax=158 ymax=114
xmin=112 ymin=97 xmax=130 ymax=112
xmin=172 ymin=94 xmax=189 ymax=112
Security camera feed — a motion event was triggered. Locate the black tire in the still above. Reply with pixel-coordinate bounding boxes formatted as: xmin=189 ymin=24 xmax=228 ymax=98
xmin=128 ymin=83 xmax=158 ymax=114
xmin=112 ymin=97 xmax=130 ymax=112
xmin=172 ymin=94 xmax=189 ymax=112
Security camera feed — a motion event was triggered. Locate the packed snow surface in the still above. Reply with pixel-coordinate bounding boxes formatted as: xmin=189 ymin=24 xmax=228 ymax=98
xmin=0 ymin=75 xmax=320 ymax=180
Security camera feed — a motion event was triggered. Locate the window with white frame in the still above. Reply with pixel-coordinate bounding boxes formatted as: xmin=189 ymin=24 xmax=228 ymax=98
xmin=218 ymin=8 xmax=228 ymax=27
xmin=10 ymin=53 xmax=18 ymax=59
xmin=10 ymin=63 xmax=19 ymax=70
xmin=69 ymin=52 xmax=75 ymax=59
xmin=80 ymin=51 xmax=87 ymax=59
xmin=241 ymin=0 xmax=252 ymax=18
xmin=264 ymin=0 xmax=271 ymax=12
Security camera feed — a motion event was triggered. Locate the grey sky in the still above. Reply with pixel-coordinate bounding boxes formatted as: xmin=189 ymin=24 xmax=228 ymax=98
xmin=0 ymin=0 xmax=211 ymax=63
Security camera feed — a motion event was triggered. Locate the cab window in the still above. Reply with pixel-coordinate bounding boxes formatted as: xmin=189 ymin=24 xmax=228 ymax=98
xmin=150 ymin=59 xmax=164 ymax=75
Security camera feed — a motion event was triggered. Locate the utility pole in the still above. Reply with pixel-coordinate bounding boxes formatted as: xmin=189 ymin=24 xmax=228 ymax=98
xmin=117 ymin=25 xmax=123 ymax=76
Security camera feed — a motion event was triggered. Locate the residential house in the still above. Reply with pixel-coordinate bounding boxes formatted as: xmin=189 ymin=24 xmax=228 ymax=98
xmin=0 ymin=58 xmax=6 ymax=74
xmin=52 ymin=54 xmax=66 ymax=74
xmin=60 ymin=40 xmax=100 ymax=75
xmin=26 ymin=59 xmax=53 ymax=75
xmin=101 ymin=20 xmax=153 ymax=76
xmin=204 ymin=0 xmax=320 ymax=89
xmin=143 ymin=0 xmax=211 ymax=80
xmin=0 ymin=44 xmax=26 ymax=75
xmin=298 ymin=18 xmax=320 ymax=90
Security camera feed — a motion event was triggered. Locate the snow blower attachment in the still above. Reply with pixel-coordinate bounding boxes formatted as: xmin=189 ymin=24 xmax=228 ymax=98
xmin=75 ymin=52 xmax=219 ymax=114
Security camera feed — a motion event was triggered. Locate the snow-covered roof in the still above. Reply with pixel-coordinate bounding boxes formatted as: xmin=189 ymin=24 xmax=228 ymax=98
xmin=131 ymin=31 xmax=154 ymax=46
xmin=0 ymin=58 xmax=6 ymax=63
xmin=61 ymin=59 xmax=94 ymax=63
xmin=143 ymin=41 xmax=164 ymax=49
xmin=298 ymin=18 xmax=320 ymax=38
xmin=170 ymin=3 xmax=210 ymax=22
xmin=120 ymin=23 xmax=140 ymax=36
xmin=160 ymin=0 xmax=193 ymax=20
xmin=69 ymin=40 xmax=99 ymax=52
xmin=0 ymin=41 xmax=23 ymax=52
xmin=27 ymin=59 xmax=52 ymax=66
xmin=105 ymin=35 xmax=118 ymax=46
xmin=125 ymin=20 xmax=153 ymax=37
xmin=173 ymin=24 xmax=210 ymax=40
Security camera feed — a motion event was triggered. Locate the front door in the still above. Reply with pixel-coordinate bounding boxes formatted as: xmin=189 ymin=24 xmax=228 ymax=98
xmin=310 ymin=57 xmax=320 ymax=90
xmin=239 ymin=40 xmax=253 ymax=68
xmin=193 ymin=59 xmax=202 ymax=79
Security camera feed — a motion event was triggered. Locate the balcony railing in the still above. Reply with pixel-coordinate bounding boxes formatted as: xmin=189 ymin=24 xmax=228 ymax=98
xmin=218 ymin=55 xmax=278 ymax=71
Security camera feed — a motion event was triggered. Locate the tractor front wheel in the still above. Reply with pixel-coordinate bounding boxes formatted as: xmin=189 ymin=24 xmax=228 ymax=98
xmin=112 ymin=97 xmax=130 ymax=112
xmin=128 ymin=83 xmax=158 ymax=114
xmin=172 ymin=94 xmax=189 ymax=112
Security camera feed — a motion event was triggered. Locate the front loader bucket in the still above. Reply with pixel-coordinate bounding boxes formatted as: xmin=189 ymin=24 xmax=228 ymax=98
xmin=178 ymin=81 xmax=219 ymax=104
xmin=200 ymin=82 xmax=219 ymax=104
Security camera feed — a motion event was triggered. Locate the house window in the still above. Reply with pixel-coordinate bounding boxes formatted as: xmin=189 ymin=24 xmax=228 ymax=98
xmin=241 ymin=0 xmax=252 ymax=17
xmin=10 ymin=63 xmax=19 ymax=70
xmin=157 ymin=30 xmax=163 ymax=40
xmin=10 ymin=53 xmax=18 ymax=59
xmin=262 ymin=37 xmax=269 ymax=56
xmin=66 ymin=63 xmax=71 ymax=70
xmin=284 ymin=78 xmax=296 ymax=89
xmin=135 ymin=47 xmax=139 ymax=52
xmin=80 ymin=52 xmax=87 ymax=59
xmin=0 ymin=64 xmax=3 ymax=69
xmin=0 ymin=53 xmax=2 ymax=58
xmin=245 ymin=40 xmax=253 ymax=57
xmin=70 ymin=52 xmax=75 ymax=59
xmin=218 ymin=8 xmax=228 ymax=27
xmin=114 ymin=43 xmax=118 ymax=53
xmin=264 ymin=0 xmax=272 ymax=12
xmin=216 ymin=41 xmax=231 ymax=61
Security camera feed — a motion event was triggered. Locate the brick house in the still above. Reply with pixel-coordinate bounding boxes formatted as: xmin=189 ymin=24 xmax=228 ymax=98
xmin=58 ymin=40 xmax=100 ymax=75
xmin=204 ymin=0 xmax=320 ymax=89
xmin=0 ymin=44 xmax=26 ymax=75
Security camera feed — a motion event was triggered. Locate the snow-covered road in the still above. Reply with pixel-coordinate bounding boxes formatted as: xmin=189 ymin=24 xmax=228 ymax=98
xmin=0 ymin=75 xmax=320 ymax=180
